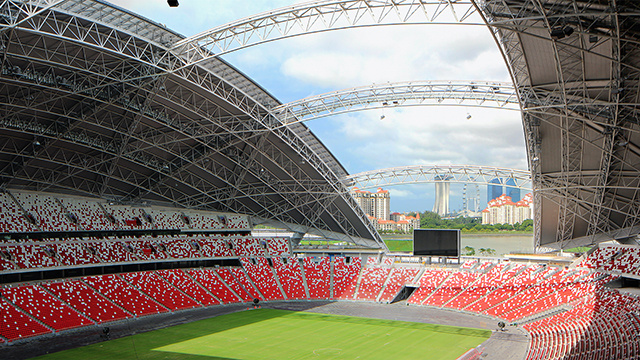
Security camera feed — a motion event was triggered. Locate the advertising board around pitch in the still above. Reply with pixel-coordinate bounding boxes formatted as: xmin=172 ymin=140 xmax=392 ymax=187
xmin=413 ymin=229 xmax=460 ymax=257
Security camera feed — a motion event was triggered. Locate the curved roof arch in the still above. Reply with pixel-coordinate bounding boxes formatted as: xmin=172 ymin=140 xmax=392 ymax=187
xmin=274 ymin=80 xmax=519 ymax=125
xmin=3 ymin=0 xmax=640 ymax=251
xmin=344 ymin=165 xmax=531 ymax=190
xmin=0 ymin=0 xmax=385 ymax=249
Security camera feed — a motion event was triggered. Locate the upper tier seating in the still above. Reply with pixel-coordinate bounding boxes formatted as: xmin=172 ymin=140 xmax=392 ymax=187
xmin=272 ymin=257 xmax=307 ymax=300
xmin=303 ymin=256 xmax=331 ymax=299
xmin=83 ymin=274 xmax=168 ymax=316
xmin=14 ymin=192 xmax=76 ymax=232
xmin=42 ymin=280 xmax=130 ymax=323
xmin=158 ymin=269 xmax=221 ymax=306
xmin=0 ymin=255 xmax=15 ymax=271
xmin=120 ymin=272 xmax=199 ymax=311
xmin=332 ymin=256 xmax=362 ymax=300
xmin=126 ymin=240 xmax=169 ymax=260
xmin=59 ymin=198 xmax=115 ymax=231
xmin=0 ymin=193 xmax=38 ymax=233
xmin=146 ymin=209 xmax=185 ymax=229
xmin=50 ymin=241 xmax=100 ymax=266
xmin=232 ymin=238 xmax=266 ymax=257
xmin=5 ymin=244 xmax=60 ymax=269
xmin=240 ymin=257 xmax=285 ymax=300
xmin=162 ymin=238 xmax=201 ymax=259
xmin=101 ymin=205 xmax=154 ymax=230
xmin=198 ymin=237 xmax=234 ymax=257
xmin=355 ymin=267 xmax=391 ymax=301
xmin=0 ymin=297 xmax=51 ymax=341
xmin=1 ymin=285 xmax=93 ymax=330
xmin=378 ymin=267 xmax=419 ymax=302
xmin=226 ymin=215 xmax=250 ymax=229
xmin=183 ymin=213 xmax=225 ymax=230
xmin=91 ymin=240 xmax=139 ymax=263
xmin=266 ymin=237 xmax=290 ymax=256
xmin=0 ymin=190 xmax=253 ymax=233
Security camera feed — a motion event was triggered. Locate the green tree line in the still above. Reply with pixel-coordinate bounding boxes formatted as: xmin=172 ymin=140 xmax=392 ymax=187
xmin=419 ymin=211 xmax=533 ymax=232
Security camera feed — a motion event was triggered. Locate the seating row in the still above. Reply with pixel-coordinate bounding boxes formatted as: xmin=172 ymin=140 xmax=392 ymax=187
xmin=0 ymin=236 xmax=291 ymax=271
xmin=0 ymin=190 xmax=251 ymax=233
xmin=1 ymin=255 xmax=638 ymax=360
xmin=578 ymin=245 xmax=640 ymax=277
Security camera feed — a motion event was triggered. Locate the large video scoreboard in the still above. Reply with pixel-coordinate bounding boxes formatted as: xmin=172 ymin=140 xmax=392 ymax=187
xmin=413 ymin=229 xmax=460 ymax=257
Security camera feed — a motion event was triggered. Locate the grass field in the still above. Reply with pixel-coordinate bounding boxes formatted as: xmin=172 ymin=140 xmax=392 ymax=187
xmin=384 ymin=239 xmax=413 ymax=252
xmin=35 ymin=309 xmax=490 ymax=360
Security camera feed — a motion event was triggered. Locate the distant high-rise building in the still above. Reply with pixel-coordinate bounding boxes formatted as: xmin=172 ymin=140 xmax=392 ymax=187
xmin=487 ymin=178 xmax=502 ymax=204
xmin=505 ymin=178 xmax=520 ymax=202
xmin=350 ymin=187 xmax=390 ymax=221
xmin=482 ymin=193 xmax=533 ymax=225
xmin=372 ymin=188 xmax=390 ymax=221
xmin=433 ymin=175 xmax=451 ymax=216
xmin=351 ymin=187 xmax=373 ymax=216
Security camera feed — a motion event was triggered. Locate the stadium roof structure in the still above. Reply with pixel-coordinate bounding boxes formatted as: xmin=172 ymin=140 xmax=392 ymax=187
xmin=2 ymin=0 xmax=640 ymax=251
xmin=0 ymin=0 xmax=385 ymax=249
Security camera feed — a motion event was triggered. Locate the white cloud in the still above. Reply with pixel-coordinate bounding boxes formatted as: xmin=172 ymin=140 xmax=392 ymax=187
xmin=279 ymin=25 xmax=510 ymax=89
xmin=387 ymin=189 xmax=413 ymax=198
xmin=311 ymin=105 xmax=527 ymax=175
xmin=105 ymin=1 xmax=526 ymax=212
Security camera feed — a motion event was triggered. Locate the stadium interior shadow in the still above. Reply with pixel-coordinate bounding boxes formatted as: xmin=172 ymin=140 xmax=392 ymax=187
xmin=3 ymin=300 xmax=338 ymax=360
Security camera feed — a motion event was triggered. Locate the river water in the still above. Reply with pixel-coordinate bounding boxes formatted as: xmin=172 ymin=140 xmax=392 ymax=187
xmin=460 ymin=234 xmax=534 ymax=256
xmin=387 ymin=233 xmax=534 ymax=256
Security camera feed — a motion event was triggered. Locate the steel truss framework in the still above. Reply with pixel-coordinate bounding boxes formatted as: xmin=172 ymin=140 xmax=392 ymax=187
xmin=2 ymin=1 xmax=639 ymax=250
xmin=0 ymin=0 xmax=386 ymax=249
xmin=273 ymin=81 xmax=519 ymax=124
xmin=168 ymin=0 xmax=640 ymax=249
xmin=343 ymin=165 xmax=532 ymax=190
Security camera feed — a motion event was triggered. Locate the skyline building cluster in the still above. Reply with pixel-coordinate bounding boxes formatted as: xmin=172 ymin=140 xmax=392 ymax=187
xmin=350 ymin=187 xmax=419 ymax=232
xmin=487 ymin=178 xmax=521 ymax=203
xmin=481 ymin=193 xmax=533 ymax=225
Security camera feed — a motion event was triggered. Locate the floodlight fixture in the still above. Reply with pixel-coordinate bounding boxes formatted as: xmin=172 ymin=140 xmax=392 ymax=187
xmin=167 ymin=0 xmax=179 ymax=7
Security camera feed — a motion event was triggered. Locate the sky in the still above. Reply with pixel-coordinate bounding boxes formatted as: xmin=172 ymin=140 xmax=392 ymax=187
xmin=109 ymin=0 xmax=528 ymax=214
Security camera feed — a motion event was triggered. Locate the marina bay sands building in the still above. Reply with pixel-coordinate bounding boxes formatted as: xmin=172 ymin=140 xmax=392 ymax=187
xmin=432 ymin=175 xmax=451 ymax=217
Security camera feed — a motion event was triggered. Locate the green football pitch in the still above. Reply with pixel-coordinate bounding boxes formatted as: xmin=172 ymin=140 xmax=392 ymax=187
xmin=34 ymin=309 xmax=490 ymax=360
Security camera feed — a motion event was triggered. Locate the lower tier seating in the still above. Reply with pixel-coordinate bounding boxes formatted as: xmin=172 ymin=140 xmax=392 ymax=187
xmin=226 ymin=268 xmax=261 ymax=301
xmin=119 ymin=272 xmax=199 ymax=311
xmin=332 ymin=256 xmax=362 ymax=300
xmin=1 ymin=285 xmax=93 ymax=331
xmin=83 ymin=275 xmax=168 ymax=316
xmin=240 ymin=258 xmax=285 ymax=300
xmin=355 ymin=267 xmax=391 ymax=301
xmin=0 ymin=297 xmax=51 ymax=341
xmin=378 ymin=267 xmax=419 ymax=302
xmin=42 ymin=280 xmax=130 ymax=324
xmin=1 ymin=254 xmax=639 ymax=360
xmin=158 ymin=269 xmax=221 ymax=306
xmin=185 ymin=269 xmax=238 ymax=304
xmin=303 ymin=256 xmax=331 ymax=299
xmin=272 ymin=257 xmax=307 ymax=300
